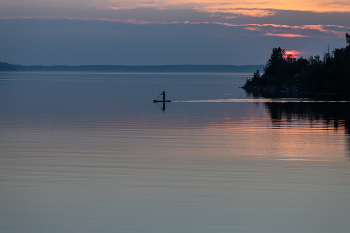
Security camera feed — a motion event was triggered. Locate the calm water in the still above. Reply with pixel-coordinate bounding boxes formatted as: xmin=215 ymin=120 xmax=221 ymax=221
xmin=1 ymin=72 xmax=350 ymax=233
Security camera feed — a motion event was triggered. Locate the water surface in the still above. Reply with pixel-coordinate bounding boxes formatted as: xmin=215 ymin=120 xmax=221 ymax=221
xmin=1 ymin=72 xmax=350 ymax=233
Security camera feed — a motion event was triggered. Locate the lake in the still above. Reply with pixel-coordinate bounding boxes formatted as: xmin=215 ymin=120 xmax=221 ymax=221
xmin=1 ymin=72 xmax=350 ymax=233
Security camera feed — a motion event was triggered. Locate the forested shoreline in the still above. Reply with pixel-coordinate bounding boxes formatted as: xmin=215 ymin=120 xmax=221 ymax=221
xmin=0 ymin=63 xmax=263 ymax=73
xmin=243 ymin=32 xmax=350 ymax=94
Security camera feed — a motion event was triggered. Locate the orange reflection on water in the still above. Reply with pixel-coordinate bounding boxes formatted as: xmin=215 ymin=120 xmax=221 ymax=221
xmin=193 ymin=116 xmax=349 ymax=162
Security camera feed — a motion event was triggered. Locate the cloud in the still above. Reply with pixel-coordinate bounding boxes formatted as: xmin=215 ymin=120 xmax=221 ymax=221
xmin=105 ymin=0 xmax=350 ymax=16
xmin=2 ymin=0 xmax=350 ymax=20
xmin=210 ymin=22 xmax=350 ymax=37
xmin=296 ymin=25 xmax=349 ymax=37
xmin=265 ymin=33 xmax=309 ymax=38
xmin=2 ymin=16 xmax=349 ymax=39
xmin=0 ymin=16 xmax=174 ymax=25
xmin=206 ymin=8 xmax=276 ymax=17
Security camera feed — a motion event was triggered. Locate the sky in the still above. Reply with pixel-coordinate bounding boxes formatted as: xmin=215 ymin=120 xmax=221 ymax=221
xmin=0 ymin=0 xmax=350 ymax=66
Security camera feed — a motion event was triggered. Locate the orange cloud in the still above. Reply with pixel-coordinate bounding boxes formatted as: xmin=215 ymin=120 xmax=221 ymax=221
xmin=202 ymin=8 xmax=276 ymax=17
xmin=265 ymin=33 xmax=310 ymax=38
xmin=106 ymin=0 xmax=350 ymax=17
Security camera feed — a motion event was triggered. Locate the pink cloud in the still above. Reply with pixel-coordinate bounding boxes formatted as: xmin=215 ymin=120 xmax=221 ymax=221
xmin=245 ymin=27 xmax=260 ymax=31
xmin=264 ymin=33 xmax=310 ymax=38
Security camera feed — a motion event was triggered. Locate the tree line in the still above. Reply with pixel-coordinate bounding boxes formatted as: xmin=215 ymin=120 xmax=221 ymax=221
xmin=243 ymin=32 xmax=350 ymax=94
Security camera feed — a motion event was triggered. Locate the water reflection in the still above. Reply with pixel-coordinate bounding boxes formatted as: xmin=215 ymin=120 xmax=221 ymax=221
xmin=2 ymin=73 xmax=350 ymax=233
xmin=153 ymin=101 xmax=169 ymax=111
xmin=265 ymin=102 xmax=350 ymax=133
xmin=245 ymin=91 xmax=350 ymax=133
xmin=245 ymin=91 xmax=350 ymax=156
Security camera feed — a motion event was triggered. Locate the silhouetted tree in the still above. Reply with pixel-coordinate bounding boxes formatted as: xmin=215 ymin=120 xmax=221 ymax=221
xmin=243 ymin=31 xmax=350 ymax=94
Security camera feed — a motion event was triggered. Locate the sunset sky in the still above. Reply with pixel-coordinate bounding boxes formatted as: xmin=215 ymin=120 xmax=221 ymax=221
xmin=1 ymin=0 xmax=349 ymax=65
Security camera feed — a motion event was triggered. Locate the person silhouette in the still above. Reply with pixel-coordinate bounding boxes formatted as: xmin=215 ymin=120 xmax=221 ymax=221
xmin=162 ymin=91 xmax=165 ymax=101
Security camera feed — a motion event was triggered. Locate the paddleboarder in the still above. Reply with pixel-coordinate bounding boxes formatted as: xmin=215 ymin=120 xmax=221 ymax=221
xmin=153 ymin=91 xmax=170 ymax=103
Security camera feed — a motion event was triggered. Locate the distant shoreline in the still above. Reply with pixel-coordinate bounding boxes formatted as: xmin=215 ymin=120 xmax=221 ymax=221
xmin=0 ymin=62 xmax=263 ymax=73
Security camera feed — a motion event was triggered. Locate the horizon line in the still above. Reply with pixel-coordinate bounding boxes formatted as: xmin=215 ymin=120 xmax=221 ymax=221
xmin=1 ymin=62 xmax=264 ymax=67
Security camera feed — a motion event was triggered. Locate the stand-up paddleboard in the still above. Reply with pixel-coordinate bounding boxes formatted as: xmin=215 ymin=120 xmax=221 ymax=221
xmin=153 ymin=100 xmax=171 ymax=102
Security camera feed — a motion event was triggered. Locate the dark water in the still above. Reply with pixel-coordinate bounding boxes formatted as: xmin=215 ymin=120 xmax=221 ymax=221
xmin=1 ymin=72 xmax=350 ymax=233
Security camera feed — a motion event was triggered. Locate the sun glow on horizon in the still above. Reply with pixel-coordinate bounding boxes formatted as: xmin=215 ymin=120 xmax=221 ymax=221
xmin=284 ymin=50 xmax=301 ymax=58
